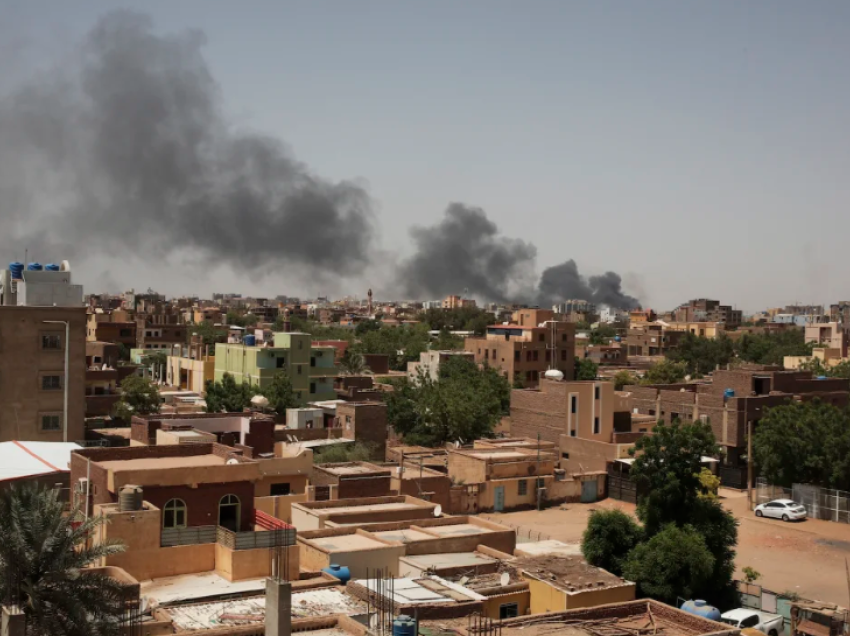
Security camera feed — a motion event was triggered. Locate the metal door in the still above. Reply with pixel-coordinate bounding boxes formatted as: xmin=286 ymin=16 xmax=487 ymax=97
xmin=581 ymin=479 xmax=598 ymax=503
xmin=494 ymin=486 xmax=505 ymax=512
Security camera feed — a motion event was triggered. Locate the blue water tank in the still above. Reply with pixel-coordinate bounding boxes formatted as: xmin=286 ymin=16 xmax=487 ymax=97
xmin=322 ymin=563 xmax=351 ymax=584
xmin=243 ymin=334 xmax=256 ymax=346
xmin=8 ymin=262 xmax=24 ymax=279
xmin=614 ymin=336 xmax=622 ymax=342
xmin=45 ymin=263 xmax=61 ymax=272
xmin=680 ymin=600 xmax=721 ymax=622
xmin=817 ymin=375 xmax=828 ymax=380
xmin=724 ymin=388 xmax=735 ymax=399
xmin=393 ymin=615 xmax=416 ymax=636
xmin=27 ymin=262 xmax=43 ymax=271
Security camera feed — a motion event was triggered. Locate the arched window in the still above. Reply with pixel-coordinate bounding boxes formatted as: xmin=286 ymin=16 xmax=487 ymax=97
xmin=218 ymin=494 xmax=241 ymax=532
xmin=163 ymin=499 xmax=187 ymax=529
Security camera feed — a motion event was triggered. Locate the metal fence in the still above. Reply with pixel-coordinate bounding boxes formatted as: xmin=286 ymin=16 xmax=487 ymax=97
xmin=756 ymin=478 xmax=850 ymax=524
xmin=736 ymin=580 xmax=850 ymax=634
xmin=161 ymin=525 xmax=217 ymax=547
xmin=216 ymin=526 xmax=296 ymax=550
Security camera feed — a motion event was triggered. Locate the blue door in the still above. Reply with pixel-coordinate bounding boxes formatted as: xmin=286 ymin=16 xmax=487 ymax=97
xmin=494 ymin=486 xmax=505 ymax=511
xmin=581 ymin=479 xmax=597 ymax=503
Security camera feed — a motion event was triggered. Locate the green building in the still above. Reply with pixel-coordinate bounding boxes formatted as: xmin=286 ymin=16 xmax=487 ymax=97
xmin=213 ymin=332 xmax=338 ymax=403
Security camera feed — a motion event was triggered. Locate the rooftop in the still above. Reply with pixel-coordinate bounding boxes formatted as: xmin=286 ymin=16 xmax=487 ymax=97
xmin=310 ymin=533 xmax=389 ymax=552
xmin=401 ymin=552 xmax=498 ymax=570
xmin=97 ymin=454 xmax=227 ymax=471
xmin=0 ymin=441 xmax=82 ymax=482
xmin=512 ymin=555 xmax=631 ymax=594
xmin=515 ymin=540 xmax=582 ymax=558
xmin=424 ymin=523 xmax=493 ymax=538
xmin=370 ymin=529 xmax=435 ymax=544
xmin=141 ymin=571 xmax=266 ymax=607
xmin=316 ymin=462 xmax=388 ymax=476
xmin=352 ymin=576 xmax=484 ymax=606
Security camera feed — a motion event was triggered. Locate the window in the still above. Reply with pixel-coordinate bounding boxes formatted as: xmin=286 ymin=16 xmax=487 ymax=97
xmin=163 ymin=499 xmax=187 ymax=529
xmin=500 ymin=604 xmax=519 ymax=620
xmin=345 ymin=415 xmax=352 ymax=424
xmin=561 ymin=350 xmax=567 ymax=361
xmin=277 ymin=357 xmax=286 ymax=368
xmin=485 ymin=350 xmax=489 ymax=360
xmin=570 ymin=429 xmax=576 ymax=437
xmin=740 ymin=616 xmax=760 ymax=629
xmin=310 ymin=357 xmax=316 ymax=367
xmin=561 ymin=334 xmax=567 ymax=342
xmin=518 ymin=480 xmax=528 ymax=496
xmin=93 ymin=356 xmax=102 ymax=363
xmin=648 ymin=409 xmax=656 ymax=416
xmin=218 ymin=494 xmax=241 ymax=532
xmin=310 ymin=382 xmax=316 ymax=393
xmin=119 ymin=329 xmax=131 ymax=337
xmin=532 ymin=350 xmax=539 ymax=362
xmin=41 ymin=414 xmax=61 ymax=431
xmin=561 ymin=452 xmax=570 ymax=459
xmin=42 ymin=376 xmax=62 ymax=390
xmin=297 ymin=366 xmax=302 ymax=375
xmin=270 ymin=483 xmax=291 ymax=496
xmin=538 ymin=334 xmax=544 ymax=342
xmin=42 ymin=334 xmax=62 ymax=350
xmin=492 ymin=349 xmax=496 ymax=360
xmin=570 ymin=396 xmax=577 ymax=414
xmin=593 ymin=417 xmax=600 ymax=435
xmin=700 ymin=414 xmax=708 ymax=423
xmin=298 ymin=340 xmax=303 ymax=350
xmin=594 ymin=386 xmax=600 ymax=400
xmin=514 ymin=351 xmax=519 ymax=362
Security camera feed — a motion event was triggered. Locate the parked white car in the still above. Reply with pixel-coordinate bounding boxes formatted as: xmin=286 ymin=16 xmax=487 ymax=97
xmin=754 ymin=499 xmax=807 ymax=522
xmin=720 ymin=608 xmax=784 ymax=636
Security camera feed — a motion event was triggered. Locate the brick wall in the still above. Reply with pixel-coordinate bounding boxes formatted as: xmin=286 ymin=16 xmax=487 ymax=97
xmin=509 ymin=385 xmax=567 ymax=444
xmin=338 ymin=475 xmax=392 ymax=499
xmin=244 ymin=418 xmax=275 ymax=455
xmin=137 ymin=481 xmax=255 ymax=529
xmin=340 ymin=403 xmax=388 ymax=459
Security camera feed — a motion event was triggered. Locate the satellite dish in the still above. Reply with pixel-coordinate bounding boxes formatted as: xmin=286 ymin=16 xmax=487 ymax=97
xmin=433 ymin=504 xmax=442 ymax=517
xmin=500 ymin=572 xmax=510 ymax=587
xmin=226 ymin=458 xmax=239 ymax=465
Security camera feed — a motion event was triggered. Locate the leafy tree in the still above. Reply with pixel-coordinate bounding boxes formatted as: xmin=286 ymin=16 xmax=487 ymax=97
xmin=753 ymin=399 xmax=850 ymax=490
xmin=340 ymin=350 xmax=367 ymax=375
xmin=641 ymin=359 xmax=687 ymax=385
xmin=260 ymin=372 xmax=299 ymax=414
xmin=115 ymin=342 xmax=129 ymax=361
xmin=417 ymin=307 xmax=496 ymax=335
xmin=204 ymin=373 xmax=251 ymax=413
xmin=113 ymin=375 xmax=160 ymax=421
xmin=799 ymin=356 xmax=850 ymax=379
xmin=688 ymin=497 xmax=739 ymax=608
xmin=192 ymin=320 xmax=227 ymax=346
xmin=314 ymin=442 xmax=375 ymax=463
xmin=622 ymin=524 xmax=715 ymax=605
xmin=735 ymin=330 xmax=813 ymax=365
xmin=582 ymin=510 xmax=644 ymax=576
xmin=589 ymin=324 xmax=617 ymax=345
xmin=354 ymin=323 xmax=431 ymax=371
xmin=667 ymin=333 xmax=735 ymax=376
xmin=697 ymin=467 xmax=721 ymax=501
xmin=354 ymin=319 xmax=382 ymax=335
xmin=574 ymin=357 xmax=598 ymax=381
xmin=612 ymin=370 xmax=638 ymax=390
xmin=513 ymin=372 xmax=526 ymax=389
xmin=141 ymin=350 xmax=167 ymax=369
xmin=742 ymin=566 xmax=761 ymax=584
xmin=0 ymin=483 xmax=127 ymax=636
xmin=433 ymin=328 xmax=464 ymax=351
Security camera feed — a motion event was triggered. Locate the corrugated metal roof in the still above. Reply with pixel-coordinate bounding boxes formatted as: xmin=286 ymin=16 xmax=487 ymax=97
xmin=0 ymin=441 xmax=82 ymax=482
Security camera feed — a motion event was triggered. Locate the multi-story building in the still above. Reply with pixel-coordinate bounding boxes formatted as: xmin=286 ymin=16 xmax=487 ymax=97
xmin=407 ymin=350 xmax=475 ymax=383
xmin=214 ymin=332 xmax=338 ymax=403
xmin=166 ymin=338 xmax=215 ymax=393
xmin=628 ymin=309 xmax=656 ymax=324
xmin=85 ymin=341 xmax=137 ymax=418
xmin=136 ymin=315 xmax=188 ymax=350
xmin=663 ymin=321 xmax=725 ymax=339
xmin=805 ymin=322 xmax=850 ymax=357
xmin=829 ymin=301 xmax=850 ymax=324
xmin=86 ymin=310 xmax=137 ymax=350
xmin=673 ymin=299 xmax=742 ymax=329
xmin=442 ymin=295 xmax=476 ymax=309
xmin=464 ymin=309 xmax=575 ymax=387
xmin=624 ymin=324 xmax=684 ymax=357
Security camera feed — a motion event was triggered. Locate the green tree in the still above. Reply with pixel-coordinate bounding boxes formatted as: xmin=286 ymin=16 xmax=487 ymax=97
xmin=622 ymin=524 xmax=715 ymax=605
xmin=799 ymin=356 xmax=850 ymax=379
xmin=698 ymin=467 xmax=721 ymax=501
xmin=140 ymin=350 xmax=167 ymax=369
xmin=735 ymin=330 xmax=813 ymax=365
xmin=574 ymin=357 xmax=599 ymax=381
xmin=641 ymin=359 xmax=687 ymax=385
xmin=192 ymin=320 xmax=227 ymax=346
xmin=581 ymin=510 xmax=644 ymax=576
xmin=433 ymin=327 xmax=464 ymax=351
xmin=667 ymin=333 xmax=735 ymax=376
xmin=417 ymin=307 xmax=495 ymax=335
xmin=354 ymin=323 xmax=431 ymax=371
xmin=589 ymin=324 xmax=617 ymax=345
xmin=354 ymin=319 xmax=382 ymax=335
xmin=260 ymin=372 xmax=299 ymax=414
xmin=314 ymin=442 xmax=375 ymax=463
xmin=340 ymin=349 xmax=367 ymax=375
xmin=630 ymin=420 xmax=720 ymax=533
xmin=0 ymin=483 xmax=127 ymax=636
xmin=204 ymin=373 xmax=251 ymax=413
xmin=612 ymin=370 xmax=638 ymax=390
xmin=742 ymin=566 xmax=761 ymax=584
xmin=113 ymin=375 xmax=160 ymax=421
xmin=753 ymin=399 xmax=850 ymax=490
xmin=513 ymin=372 xmax=526 ymax=389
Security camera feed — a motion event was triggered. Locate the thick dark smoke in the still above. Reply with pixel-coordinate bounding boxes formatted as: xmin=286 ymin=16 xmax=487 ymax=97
xmin=0 ymin=12 xmax=373 ymax=276
xmin=399 ymin=205 xmax=640 ymax=309
xmin=398 ymin=203 xmax=537 ymax=303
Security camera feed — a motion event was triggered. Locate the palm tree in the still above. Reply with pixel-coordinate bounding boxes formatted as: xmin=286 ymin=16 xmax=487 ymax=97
xmin=0 ymin=483 xmax=127 ymax=636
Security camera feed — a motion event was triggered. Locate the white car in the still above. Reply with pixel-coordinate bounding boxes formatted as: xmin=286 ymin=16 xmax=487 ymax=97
xmin=720 ymin=608 xmax=784 ymax=636
xmin=754 ymin=499 xmax=807 ymax=522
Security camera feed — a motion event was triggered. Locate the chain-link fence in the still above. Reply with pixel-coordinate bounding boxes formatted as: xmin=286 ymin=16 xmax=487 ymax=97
xmin=756 ymin=478 xmax=850 ymax=524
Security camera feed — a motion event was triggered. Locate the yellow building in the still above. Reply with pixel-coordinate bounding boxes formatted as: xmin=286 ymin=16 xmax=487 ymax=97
xmin=166 ymin=341 xmax=215 ymax=393
xmin=663 ymin=321 xmax=725 ymax=338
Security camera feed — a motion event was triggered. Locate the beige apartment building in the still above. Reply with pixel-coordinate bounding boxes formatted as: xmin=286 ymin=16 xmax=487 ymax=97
xmin=464 ymin=309 xmax=575 ymax=387
xmin=0 ymin=306 xmax=87 ymax=442
xmin=805 ymin=322 xmax=850 ymax=357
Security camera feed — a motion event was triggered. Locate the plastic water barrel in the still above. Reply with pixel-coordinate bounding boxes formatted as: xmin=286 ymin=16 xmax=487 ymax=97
xmin=8 ymin=262 xmax=24 ymax=279
xmin=724 ymin=388 xmax=735 ymax=399
xmin=323 ymin=563 xmax=351 ymax=584
xmin=243 ymin=334 xmax=256 ymax=346
xmin=680 ymin=600 xmax=721 ymax=622
xmin=118 ymin=485 xmax=144 ymax=512
xmin=45 ymin=263 xmax=61 ymax=271
xmin=614 ymin=335 xmax=622 ymax=342
xmin=817 ymin=375 xmax=828 ymax=380
xmin=393 ymin=615 xmax=416 ymax=636
xmin=27 ymin=262 xmax=43 ymax=271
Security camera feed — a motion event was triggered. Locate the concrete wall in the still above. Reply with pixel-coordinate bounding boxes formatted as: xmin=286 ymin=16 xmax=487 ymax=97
xmin=255 ymin=493 xmax=309 ymax=523
xmin=522 ymin=574 xmax=636 ymax=614
xmin=214 ymin=543 xmax=299 ymax=582
xmin=560 ymin=435 xmax=631 ymax=475
xmin=254 ymin=474 xmax=309 ymax=498
xmin=298 ymin=536 xmax=404 ymax=578
xmin=481 ymin=590 xmax=531 ymax=620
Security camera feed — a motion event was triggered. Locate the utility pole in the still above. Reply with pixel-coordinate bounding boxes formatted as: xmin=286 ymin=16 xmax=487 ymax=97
xmin=536 ymin=432 xmax=542 ymax=511
xmin=747 ymin=419 xmax=754 ymax=510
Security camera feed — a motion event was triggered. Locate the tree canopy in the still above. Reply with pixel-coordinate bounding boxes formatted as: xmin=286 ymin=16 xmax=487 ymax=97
xmin=226 ymin=311 xmax=258 ymax=327
xmin=192 ymin=320 xmax=227 ymax=346
xmin=589 ymin=324 xmax=617 ymax=345
xmin=753 ymin=399 xmax=850 ymax=491
xmin=352 ymin=323 xmax=431 ymax=371
xmin=612 ymin=370 xmax=639 ymax=390
xmin=575 ymin=357 xmax=599 ymax=381
xmin=798 ymin=356 xmax=850 ymax=379
xmin=641 ymin=359 xmax=687 ymax=385
xmin=260 ymin=372 xmax=299 ymax=414
xmin=417 ymin=307 xmax=496 ymax=335
xmin=666 ymin=333 xmax=735 ymax=376
xmin=113 ymin=374 xmax=160 ymax=421
xmin=0 ymin=483 xmax=128 ymax=635
xmin=582 ymin=510 xmax=643 ymax=576
xmin=204 ymin=373 xmax=251 ymax=413
xmin=386 ymin=356 xmax=509 ymax=446
xmin=735 ymin=329 xmax=813 ymax=365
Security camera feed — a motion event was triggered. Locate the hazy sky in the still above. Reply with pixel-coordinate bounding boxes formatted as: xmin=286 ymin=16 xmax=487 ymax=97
xmin=4 ymin=1 xmax=850 ymax=311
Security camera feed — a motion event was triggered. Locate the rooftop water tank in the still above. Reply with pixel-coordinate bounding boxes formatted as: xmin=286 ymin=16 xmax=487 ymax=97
xmin=393 ymin=615 xmax=416 ymax=636
xmin=243 ymin=334 xmax=256 ymax=347
xmin=322 ymin=563 xmax=351 ymax=584
xmin=27 ymin=262 xmax=43 ymax=271
xmin=8 ymin=262 xmax=23 ymax=280
xmin=544 ymin=369 xmax=565 ymax=381
xmin=614 ymin=335 xmax=622 ymax=342
xmin=118 ymin=484 xmax=143 ymax=512
xmin=817 ymin=375 xmax=828 ymax=380
xmin=724 ymin=388 xmax=735 ymax=399
xmin=680 ymin=600 xmax=721 ymax=622
xmin=45 ymin=263 xmax=61 ymax=271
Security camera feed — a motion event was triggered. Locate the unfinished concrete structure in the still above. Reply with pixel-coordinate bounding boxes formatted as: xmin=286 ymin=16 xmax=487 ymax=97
xmin=291 ymin=495 xmax=440 ymax=531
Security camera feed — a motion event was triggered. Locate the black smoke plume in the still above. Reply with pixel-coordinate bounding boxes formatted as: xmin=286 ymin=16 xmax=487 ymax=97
xmin=0 ymin=12 xmax=373 ymax=276
xmin=399 ymin=205 xmax=640 ymax=309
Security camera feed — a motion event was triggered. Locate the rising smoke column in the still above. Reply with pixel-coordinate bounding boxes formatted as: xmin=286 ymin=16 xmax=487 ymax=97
xmin=0 ymin=11 xmax=374 ymax=275
xmin=399 ymin=204 xmax=640 ymax=309
xmin=397 ymin=203 xmax=537 ymax=303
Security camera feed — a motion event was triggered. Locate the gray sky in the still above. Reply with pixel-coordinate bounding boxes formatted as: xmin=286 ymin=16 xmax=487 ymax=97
xmin=3 ymin=1 xmax=849 ymax=311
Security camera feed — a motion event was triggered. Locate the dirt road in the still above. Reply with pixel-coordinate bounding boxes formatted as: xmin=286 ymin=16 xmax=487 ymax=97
xmin=490 ymin=490 xmax=850 ymax=606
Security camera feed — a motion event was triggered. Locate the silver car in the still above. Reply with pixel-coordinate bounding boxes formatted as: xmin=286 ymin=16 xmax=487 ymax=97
xmin=754 ymin=498 xmax=807 ymax=522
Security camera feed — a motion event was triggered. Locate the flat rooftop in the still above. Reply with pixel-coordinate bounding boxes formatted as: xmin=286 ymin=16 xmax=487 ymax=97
xmin=371 ymin=529 xmax=434 ymax=544
xmin=141 ymin=572 xmax=266 ymax=607
xmin=315 ymin=502 xmax=426 ymax=515
xmin=97 ymin=454 xmax=227 ymax=471
xmin=513 ymin=555 xmax=630 ymax=593
xmin=310 ymin=534 xmax=388 ymax=551
xmin=425 ymin=523 xmax=493 ymax=538
xmin=402 ymin=552 xmax=497 ymax=570
xmin=515 ymin=539 xmax=582 ymax=558
xmin=318 ymin=463 xmax=386 ymax=476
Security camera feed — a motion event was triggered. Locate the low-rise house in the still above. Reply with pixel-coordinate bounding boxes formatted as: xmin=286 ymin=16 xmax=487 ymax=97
xmin=392 ymin=463 xmax=452 ymax=510
xmin=291 ymin=495 xmax=440 ymax=531
xmin=311 ymin=462 xmax=392 ymax=500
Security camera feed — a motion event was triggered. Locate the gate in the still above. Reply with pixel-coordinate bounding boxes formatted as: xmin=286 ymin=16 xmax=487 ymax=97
xmin=581 ymin=479 xmax=598 ymax=503
xmin=494 ymin=486 xmax=505 ymax=512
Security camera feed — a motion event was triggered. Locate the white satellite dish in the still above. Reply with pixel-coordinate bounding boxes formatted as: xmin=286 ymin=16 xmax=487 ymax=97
xmin=433 ymin=504 xmax=442 ymax=517
xmin=226 ymin=458 xmax=239 ymax=465
xmin=500 ymin=572 xmax=510 ymax=587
